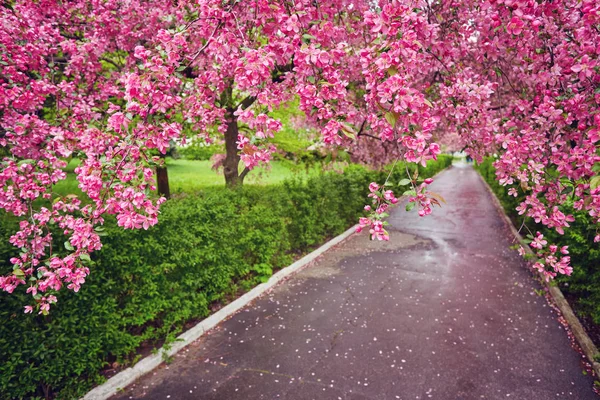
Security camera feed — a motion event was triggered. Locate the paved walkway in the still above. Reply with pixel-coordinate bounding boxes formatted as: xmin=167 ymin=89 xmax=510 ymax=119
xmin=113 ymin=165 xmax=596 ymax=400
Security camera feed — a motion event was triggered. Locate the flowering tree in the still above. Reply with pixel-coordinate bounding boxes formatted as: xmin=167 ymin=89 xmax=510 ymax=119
xmin=354 ymin=0 xmax=600 ymax=281
xmin=1 ymin=0 xmax=599 ymax=312
xmin=433 ymin=0 xmax=600 ymax=281
xmin=0 ymin=0 xmax=178 ymax=312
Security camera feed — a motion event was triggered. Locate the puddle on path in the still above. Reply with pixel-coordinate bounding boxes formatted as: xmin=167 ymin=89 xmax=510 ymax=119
xmin=295 ymin=231 xmax=430 ymax=281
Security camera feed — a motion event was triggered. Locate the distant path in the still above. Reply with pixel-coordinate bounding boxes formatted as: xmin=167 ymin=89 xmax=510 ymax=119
xmin=113 ymin=164 xmax=597 ymax=400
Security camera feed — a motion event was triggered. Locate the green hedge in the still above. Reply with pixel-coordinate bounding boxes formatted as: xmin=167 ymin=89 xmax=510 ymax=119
xmin=475 ymin=157 xmax=600 ymax=324
xmin=0 ymin=156 xmax=452 ymax=399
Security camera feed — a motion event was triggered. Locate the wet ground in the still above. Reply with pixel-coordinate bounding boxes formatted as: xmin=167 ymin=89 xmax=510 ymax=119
xmin=112 ymin=164 xmax=597 ymax=400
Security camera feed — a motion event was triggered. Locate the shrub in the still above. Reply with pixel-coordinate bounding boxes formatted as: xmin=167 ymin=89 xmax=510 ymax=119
xmin=475 ymin=157 xmax=600 ymax=324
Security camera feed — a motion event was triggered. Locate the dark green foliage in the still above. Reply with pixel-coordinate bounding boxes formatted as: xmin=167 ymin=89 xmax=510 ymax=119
xmin=473 ymin=158 xmax=521 ymax=213
xmin=0 ymin=157 xmax=451 ymax=399
xmin=540 ymin=203 xmax=600 ymax=324
xmin=475 ymin=157 xmax=600 ymax=325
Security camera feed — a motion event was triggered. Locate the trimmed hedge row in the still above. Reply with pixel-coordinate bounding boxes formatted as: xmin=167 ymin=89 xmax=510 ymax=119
xmin=0 ymin=156 xmax=452 ymax=399
xmin=475 ymin=157 xmax=600 ymax=324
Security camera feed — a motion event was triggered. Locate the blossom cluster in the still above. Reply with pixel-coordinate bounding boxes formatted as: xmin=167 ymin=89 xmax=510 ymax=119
xmin=524 ymin=232 xmax=573 ymax=282
xmin=356 ymin=182 xmax=400 ymax=241
xmin=0 ymin=0 xmax=175 ymax=313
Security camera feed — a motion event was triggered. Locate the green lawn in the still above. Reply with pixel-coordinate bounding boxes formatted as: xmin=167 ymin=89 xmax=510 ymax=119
xmin=166 ymin=159 xmax=322 ymax=190
xmin=52 ymin=158 xmax=324 ymax=197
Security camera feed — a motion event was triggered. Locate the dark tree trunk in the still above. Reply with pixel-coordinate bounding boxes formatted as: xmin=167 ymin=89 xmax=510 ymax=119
xmin=156 ymin=164 xmax=170 ymax=199
xmin=220 ymin=83 xmax=255 ymax=188
xmin=223 ymin=110 xmax=244 ymax=188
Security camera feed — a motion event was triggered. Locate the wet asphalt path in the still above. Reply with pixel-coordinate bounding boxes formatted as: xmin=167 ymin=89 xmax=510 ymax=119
xmin=113 ymin=164 xmax=597 ymax=400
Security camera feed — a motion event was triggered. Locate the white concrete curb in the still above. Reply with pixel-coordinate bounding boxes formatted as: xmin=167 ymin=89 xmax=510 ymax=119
xmin=478 ymin=174 xmax=600 ymax=379
xmin=82 ymin=225 xmax=357 ymax=400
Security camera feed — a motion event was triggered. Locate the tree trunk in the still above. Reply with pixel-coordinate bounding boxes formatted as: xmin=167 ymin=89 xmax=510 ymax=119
xmin=223 ymin=110 xmax=244 ymax=188
xmin=156 ymin=164 xmax=170 ymax=199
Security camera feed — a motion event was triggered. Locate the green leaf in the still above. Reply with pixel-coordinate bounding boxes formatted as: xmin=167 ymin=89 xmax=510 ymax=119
xmin=561 ymin=186 xmax=573 ymax=195
xmin=402 ymin=189 xmax=416 ymax=196
xmin=340 ymin=122 xmax=356 ymax=139
xmin=398 ymin=178 xmax=411 ymax=186
xmin=591 ymin=176 xmax=600 ymax=190
xmin=384 ymin=112 xmax=397 ymax=127
xmin=64 ymin=241 xmax=74 ymax=251
xmin=405 ymin=202 xmax=416 ymax=211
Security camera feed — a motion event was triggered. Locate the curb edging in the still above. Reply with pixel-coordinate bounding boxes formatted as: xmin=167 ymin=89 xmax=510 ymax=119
xmin=82 ymin=225 xmax=358 ymax=400
xmin=478 ymin=175 xmax=600 ymax=379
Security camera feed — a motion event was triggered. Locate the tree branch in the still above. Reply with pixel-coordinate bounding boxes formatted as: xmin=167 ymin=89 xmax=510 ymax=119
xmin=358 ymin=132 xmax=382 ymax=141
xmin=188 ymin=21 xmax=224 ymax=66
xmin=234 ymin=61 xmax=295 ymax=110
xmin=271 ymin=60 xmax=294 ymax=83
xmin=239 ymin=166 xmax=250 ymax=181
xmin=356 ymin=119 xmax=367 ymax=136
xmin=236 ymin=95 xmax=257 ymax=111
xmin=426 ymin=49 xmax=452 ymax=72
xmin=99 ymin=57 xmax=122 ymax=71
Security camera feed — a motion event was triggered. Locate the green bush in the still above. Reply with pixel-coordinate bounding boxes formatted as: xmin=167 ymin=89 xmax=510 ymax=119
xmin=543 ymin=203 xmax=600 ymax=324
xmin=475 ymin=157 xmax=600 ymax=324
xmin=474 ymin=157 xmax=522 ymax=223
xmin=0 ymin=157 xmax=451 ymax=399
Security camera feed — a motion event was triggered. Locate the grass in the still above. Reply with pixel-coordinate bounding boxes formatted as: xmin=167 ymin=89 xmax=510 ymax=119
xmin=51 ymin=158 xmax=325 ymax=197
xmin=165 ymin=159 xmax=322 ymax=191
xmin=53 ymin=159 xmax=84 ymax=197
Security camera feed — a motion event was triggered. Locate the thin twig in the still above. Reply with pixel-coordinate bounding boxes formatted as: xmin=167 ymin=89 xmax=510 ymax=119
xmin=188 ymin=21 xmax=223 ymax=66
xmin=358 ymin=132 xmax=382 ymax=141
xmin=383 ymin=159 xmax=399 ymax=186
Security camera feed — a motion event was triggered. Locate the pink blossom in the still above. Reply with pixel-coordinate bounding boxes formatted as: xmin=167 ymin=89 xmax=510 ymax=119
xmin=530 ymin=232 xmax=548 ymax=250
xmin=506 ymin=17 xmax=525 ymax=36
